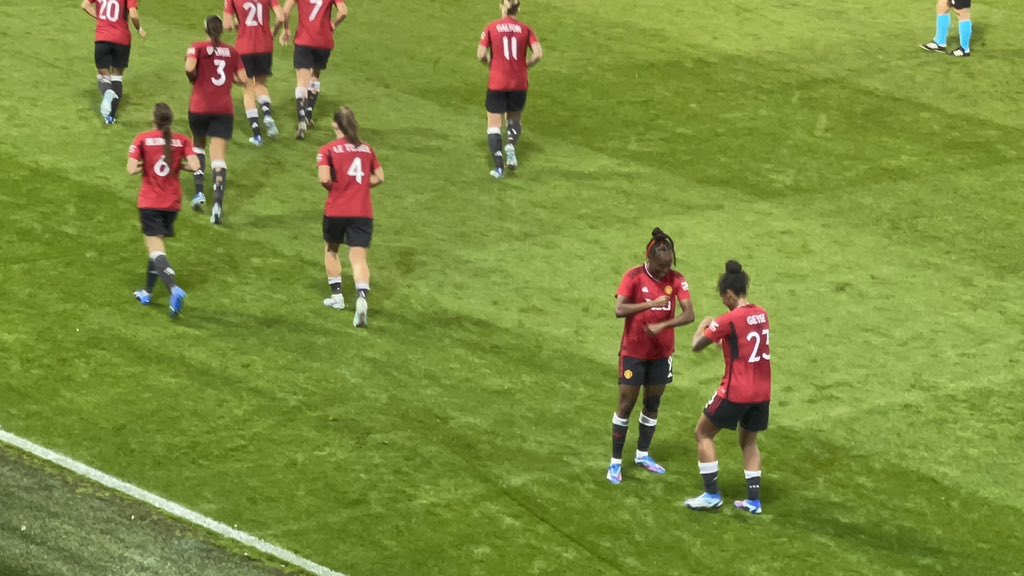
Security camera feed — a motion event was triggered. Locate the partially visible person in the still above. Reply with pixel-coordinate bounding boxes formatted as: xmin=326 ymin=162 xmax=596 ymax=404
xmin=920 ymin=0 xmax=973 ymax=57
xmin=280 ymin=0 xmax=348 ymax=140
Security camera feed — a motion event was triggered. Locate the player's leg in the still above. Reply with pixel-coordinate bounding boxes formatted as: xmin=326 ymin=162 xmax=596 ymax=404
xmin=609 ymin=360 xmax=643 ymax=484
xmin=143 ymin=219 xmax=186 ymax=317
xmin=735 ymin=427 xmax=764 ymax=514
xmin=189 ymin=115 xmax=208 ymax=209
xmin=307 ymin=68 xmax=322 ymax=127
xmin=951 ymin=5 xmax=972 ymax=57
xmin=634 ymin=383 xmax=667 ymax=474
xmin=735 ymin=402 xmax=769 ymax=514
xmin=323 ymin=235 xmax=346 ymax=310
xmin=255 ymin=76 xmax=278 ymax=137
xmin=294 ymin=68 xmax=311 ymax=139
xmin=504 ymin=93 xmax=526 ymax=170
xmin=684 ymin=408 xmax=726 ymax=510
xmin=109 ymin=62 xmax=126 ymax=120
xmin=95 ymin=43 xmax=115 ymax=119
xmin=922 ymin=0 xmax=952 ymax=52
xmin=485 ymin=93 xmax=506 ymax=179
xmin=243 ymin=75 xmax=263 ymax=146
xmin=209 ymin=136 xmax=229 ymax=225
xmin=349 ymin=245 xmax=370 ymax=328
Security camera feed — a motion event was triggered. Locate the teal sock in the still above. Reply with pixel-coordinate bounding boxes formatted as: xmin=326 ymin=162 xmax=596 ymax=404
xmin=935 ymin=14 xmax=951 ymax=46
xmin=959 ymin=19 xmax=972 ymax=52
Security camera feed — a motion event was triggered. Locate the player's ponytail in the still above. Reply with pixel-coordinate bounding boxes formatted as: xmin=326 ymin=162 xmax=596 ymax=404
xmin=154 ymin=103 xmax=174 ymax=161
xmin=205 ymin=15 xmax=224 ymax=46
xmin=645 ymin=227 xmax=676 ymax=265
xmin=334 ymin=107 xmax=363 ymax=147
xmin=718 ymin=260 xmax=750 ymax=296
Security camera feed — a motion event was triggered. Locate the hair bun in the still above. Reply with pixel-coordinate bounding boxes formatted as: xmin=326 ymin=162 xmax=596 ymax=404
xmin=725 ymin=260 xmax=743 ymax=274
xmin=651 ymin=227 xmax=664 ymax=237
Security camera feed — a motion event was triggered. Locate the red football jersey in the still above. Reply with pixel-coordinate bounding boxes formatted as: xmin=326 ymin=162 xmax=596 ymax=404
xmin=89 ymin=0 xmax=138 ymax=46
xmin=295 ymin=0 xmax=345 ymax=50
xmin=129 ymin=130 xmax=195 ymax=211
xmin=317 ymin=138 xmax=381 ymax=219
xmin=479 ymin=17 xmax=539 ymax=91
xmin=226 ymin=0 xmax=280 ymax=55
xmin=617 ymin=266 xmax=692 ymax=361
xmin=704 ymin=305 xmax=772 ymax=404
xmin=187 ymin=42 xmax=244 ymax=116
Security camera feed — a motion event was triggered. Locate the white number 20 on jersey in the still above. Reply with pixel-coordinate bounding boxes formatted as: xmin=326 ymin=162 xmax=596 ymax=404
xmin=98 ymin=0 xmax=121 ymax=22
xmin=347 ymin=157 xmax=364 ymax=184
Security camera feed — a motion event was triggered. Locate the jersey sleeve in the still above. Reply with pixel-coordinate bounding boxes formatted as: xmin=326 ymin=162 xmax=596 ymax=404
xmin=128 ymin=134 xmax=144 ymax=161
xmin=676 ymin=275 xmax=691 ymax=301
xmin=224 ymin=0 xmax=235 ymax=16
xmin=528 ymin=26 xmax=539 ymax=45
xmin=270 ymin=0 xmax=281 ymax=7
xmin=479 ymin=28 xmax=491 ymax=48
xmin=704 ymin=313 xmax=734 ymax=343
xmin=370 ymin=149 xmax=381 ymax=172
xmin=316 ymin=146 xmax=331 ymax=167
xmin=181 ymin=136 xmax=195 ymax=158
xmin=127 ymin=0 xmax=139 ymax=9
xmin=615 ymin=273 xmax=635 ymax=300
xmin=186 ymin=44 xmax=198 ymax=58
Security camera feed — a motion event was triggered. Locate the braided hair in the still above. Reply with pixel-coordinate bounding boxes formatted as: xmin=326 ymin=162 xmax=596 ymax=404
xmin=645 ymin=227 xmax=676 ymax=265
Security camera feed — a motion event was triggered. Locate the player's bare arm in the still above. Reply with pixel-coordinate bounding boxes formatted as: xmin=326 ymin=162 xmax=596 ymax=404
xmin=369 ymin=167 xmax=385 ymax=188
xmin=185 ymin=57 xmax=198 ymax=83
xmin=646 ymin=298 xmax=696 ymax=336
xmin=82 ymin=0 xmax=98 ymax=19
xmin=127 ymin=157 xmax=143 ymax=176
xmin=333 ymin=2 xmax=348 ymax=28
xmin=129 ymin=7 xmax=145 ymax=39
xmin=318 ymin=165 xmax=333 ymax=190
xmin=234 ymin=67 xmax=249 ymax=86
xmin=477 ymin=40 xmax=490 ymax=66
xmin=527 ymin=41 xmax=542 ymax=68
xmin=691 ymin=317 xmax=715 ymax=352
xmin=183 ymin=154 xmax=201 ymax=173
xmin=271 ymin=5 xmax=286 ymax=37
xmin=223 ymin=10 xmax=236 ymax=31
xmin=615 ymin=294 xmax=668 ymax=318
xmin=279 ymin=0 xmax=295 ymax=44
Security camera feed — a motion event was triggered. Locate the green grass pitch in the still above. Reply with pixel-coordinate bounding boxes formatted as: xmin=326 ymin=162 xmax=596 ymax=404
xmin=1 ymin=0 xmax=1023 ymax=574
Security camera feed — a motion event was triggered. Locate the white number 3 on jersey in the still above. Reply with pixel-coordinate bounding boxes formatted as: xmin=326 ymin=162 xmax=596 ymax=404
xmin=347 ymin=157 xmax=365 ymax=184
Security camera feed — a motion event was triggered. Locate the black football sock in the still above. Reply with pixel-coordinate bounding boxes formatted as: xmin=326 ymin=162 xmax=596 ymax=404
xmin=699 ymin=461 xmax=720 ymax=494
xmin=307 ymin=81 xmax=320 ymax=121
xmin=110 ymin=76 xmax=123 ymax=118
xmin=295 ymin=88 xmax=307 ymax=123
xmin=258 ymin=97 xmax=274 ymax=120
xmin=745 ymin=470 xmax=762 ymax=501
xmin=507 ymin=119 xmax=522 ymax=146
xmin=637 ymin=413 xmax=657 ymax=453
xmin=356 ymin=283 xmax=370 ymax=299
xmin=212 ymin=165 xmax=227 ymax=205
xmin=487 ymin=131 xmax=504 ymax=170
xmin=151 ymin=253 xmax=177 ymax=291
xmin=145 ymin=259 xmax=158 ymax=293
xmin=193 ymin=151 xmax=206 ymax=195
xmin=611 ymin=413 xmax=629 ymax=460
xmin=247 ymin=109 xmax=262 ymax=139
xmin=328 ymin=277 xmax=342 ymax=295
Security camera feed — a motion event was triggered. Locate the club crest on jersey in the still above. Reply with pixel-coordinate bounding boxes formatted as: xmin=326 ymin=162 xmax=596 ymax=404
xmin=665 ymin=286 xmax=673 ymax=295
xmin=623 ymin=370 xmax=633 ymax=380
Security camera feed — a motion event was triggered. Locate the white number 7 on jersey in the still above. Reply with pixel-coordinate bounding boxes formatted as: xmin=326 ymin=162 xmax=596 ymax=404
xmin=347 ymin=157 xmax=364 ymax=184
xmin=309 ymin=0 xmax=324 ymax=22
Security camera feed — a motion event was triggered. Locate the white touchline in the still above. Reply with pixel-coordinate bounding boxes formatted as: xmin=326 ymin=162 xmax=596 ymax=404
xmin=0 ymin=428 xmax=348 ymax=576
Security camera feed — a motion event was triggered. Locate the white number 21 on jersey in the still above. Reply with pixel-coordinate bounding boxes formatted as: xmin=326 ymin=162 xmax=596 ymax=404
xmin=347 ymin=157 xmax=364 ymax=184
xmin=243 ymin=1 xmax=264 ymax=27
